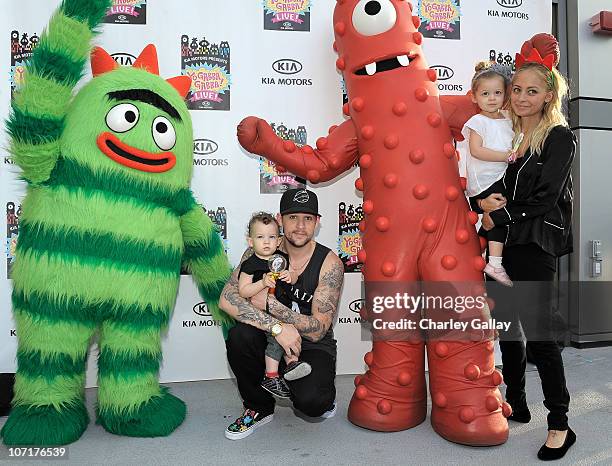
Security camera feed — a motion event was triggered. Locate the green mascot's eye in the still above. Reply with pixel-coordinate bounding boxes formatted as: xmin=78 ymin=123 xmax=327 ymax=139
xmin=152 ymin=116 xmax=176 ymax=150
xmin=106 ymin=103 xmax=140 ymax=133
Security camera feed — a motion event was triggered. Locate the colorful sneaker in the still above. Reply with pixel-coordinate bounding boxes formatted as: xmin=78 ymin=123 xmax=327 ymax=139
xmin=283 ymin=360 xmax=312 ymax=381
xmin=484 ymin=263 xmax=513 ymax=287
xmin=261 ymin=376 xmax=291 ymax=398
xmin=225 ymin=409 xmax=273 ymax=440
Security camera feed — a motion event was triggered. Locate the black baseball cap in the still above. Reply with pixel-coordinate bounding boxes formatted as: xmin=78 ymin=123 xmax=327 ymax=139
xmin=279 ymin=188 xmax=321 ymax=217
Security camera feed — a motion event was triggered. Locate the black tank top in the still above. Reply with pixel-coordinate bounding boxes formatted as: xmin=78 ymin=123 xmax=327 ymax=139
xmin=276 ymin=242 xmax=337 ymax=357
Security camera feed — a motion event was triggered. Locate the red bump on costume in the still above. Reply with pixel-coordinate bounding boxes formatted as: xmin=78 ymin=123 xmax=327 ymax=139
xmin=354 ymin=375 xmax=363 ymax=387
xmin=428 ymin=113 xmax=442 ymax=128
xmin=422 ymin=217 xmax=438 ymax=233
xmin=363 ymin=200 xmax=374 ymax=214
xmin=409 ymin=149 xmax=425 ymax=164
xmin=486 ymin=396 xmax=501 ymax=412
xmin=384 ymin=134 xmax=399 ymax=149
xmin=393 ymin=102 xmax=408 ymax=116
xmin=333 ymin=41 xmax=337 ymax=52
xmin=441 ymin=255 xmax=458 ymax=270
xmin=464 ymin=364 xmax=481 ymax=381
xmin=342 ymin=103 xmax=350 ymax=116
xmin=334 ymin=21 xmax=346 ymax=35
xmin=307 ymin=170 xmax=320 ymax=183
xmin=413 ymin=32 xmax=423 ymax=45
xmin=456 ymin=229 xmax=469 ymax=243
xmin=364 ymin=351 xmax=374 ymax=366
xmin=415 ymin=87 xmax=429 ymax=102
xmin=358 ymin=220 xmax=366 ymax=232
xmin=413 ymin=184 xmax=429 ymax=200
xmin=336 ymin=57 xmax=346 ymax=71
xmin=382 ymin=262 xmax=396 ymax=277
xmin=443 ymin=142 xmax=456 ymax=158
xmin=492 ymin=370 xmax=504 ymax=386
xmin=355 ymin=177 xmax=364 ymax=191
xmin=359 ymin=153 xmax=372 ymax=168
xmin=433 ymin=392 xmax=447 ymax=408
xmin=302 ymin=144 xmax=314 ymax=155
xmin=397 ymin=372 xmax=412 ymax=386
xmin=501 ymin=402 xmax=513 ymax=418
xmin=384 ymin=173 xmax=398 ymax=188
xmin=377 ymin=399 xmax=392 ymax=415
xmin=328 ymin=124 xmax=338 ymax=134
xmin=361 ymin=125 xmax=375 ymax=140
xmin=276 ymin=165 xmax=286 ymax=173
xmin=412 ymin=15 xmax=421 ymax=28
xmin=375 ymin=217 xmax=390 ymax=232
xmin=355 ymin=385 xmax=368 ymax=400
xmin=427 ymin=68 xmax=438 ymax=82
xmin=435 ymin=342 xmax=449 ymax=357
xmin=352 ymin=97 xmax=365 ymax=112
xmin=459 ymin=407 xmax=475 ymax=424
xmin=479 ymin=236 xmax=488 ymax=252
xmin=329 ymin=156 xmax=341 ymax=169
xmin=460 ymin=176 xmax=467 ymax=191
xmin=316 ymin=137 xmax=328 ymax=150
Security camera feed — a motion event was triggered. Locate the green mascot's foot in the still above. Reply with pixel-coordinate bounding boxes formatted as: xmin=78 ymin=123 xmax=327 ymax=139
xmin=1 ymin=402 xmax=89 ymax=446
xmin=97 ymin=388 xmax=186 ymax=437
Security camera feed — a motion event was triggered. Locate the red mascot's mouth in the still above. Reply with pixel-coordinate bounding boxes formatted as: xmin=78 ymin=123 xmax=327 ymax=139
xmin=354 ymin=53 xmax=417 ymax=76
xmin=96 ymin=132 xmax=176 ymax=173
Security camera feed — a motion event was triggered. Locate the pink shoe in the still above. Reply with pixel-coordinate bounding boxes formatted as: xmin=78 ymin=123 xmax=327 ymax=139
xmin=484 ymin=263 xmax=513 ymax=287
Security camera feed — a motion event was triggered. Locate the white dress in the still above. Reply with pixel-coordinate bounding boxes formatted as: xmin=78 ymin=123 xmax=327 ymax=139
xmin=462 ymin=113 xmax=514 ymax=197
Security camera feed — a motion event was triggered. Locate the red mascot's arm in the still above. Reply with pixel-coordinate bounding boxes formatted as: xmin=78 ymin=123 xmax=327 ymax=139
xmin=237 ymin=117 xmax=359 ymax=183
xmin=440 ymin=94 xmax=480 ymax=141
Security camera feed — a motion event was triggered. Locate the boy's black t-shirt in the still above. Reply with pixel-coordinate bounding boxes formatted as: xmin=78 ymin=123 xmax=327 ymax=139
xmin=239 ymin=251 xmax=292 ymax=307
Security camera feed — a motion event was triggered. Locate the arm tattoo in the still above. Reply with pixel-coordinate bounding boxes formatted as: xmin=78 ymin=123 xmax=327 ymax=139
xmin=220 ymin=247 xmax=275 ymax=330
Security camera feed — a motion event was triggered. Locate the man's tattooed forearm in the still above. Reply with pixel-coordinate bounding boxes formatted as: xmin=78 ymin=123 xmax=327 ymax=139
xmin=268 ymin=298 xmax=325 ymax=341
xmin=224 ymin=284 xmax=274 ymax=328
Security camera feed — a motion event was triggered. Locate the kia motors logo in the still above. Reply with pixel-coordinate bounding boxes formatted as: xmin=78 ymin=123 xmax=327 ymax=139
xmin=193 ymin=302 xmax=211 ymax=317
xmin=431 ymin=65 xmax=454 ymax=81
xmin=272 ymin=59 xmax=303 ymax=75
xmin=193 ymin=139 xmax=218 ymax=155
xmin=497 ymin=0 xmax=522 ymax=8
xmin=349 ymin=298 xmax=365 ymax=313
xmin=110 ymin=53 xmax=136 ymax=66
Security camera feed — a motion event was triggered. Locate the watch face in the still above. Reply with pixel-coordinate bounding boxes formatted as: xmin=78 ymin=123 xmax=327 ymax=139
xmin=272 ymin=323 xmax=282 ymax=336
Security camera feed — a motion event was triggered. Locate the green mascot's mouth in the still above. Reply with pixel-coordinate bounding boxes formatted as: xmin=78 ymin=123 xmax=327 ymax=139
xmin=96 ymin=132 xmax=176 ymax=173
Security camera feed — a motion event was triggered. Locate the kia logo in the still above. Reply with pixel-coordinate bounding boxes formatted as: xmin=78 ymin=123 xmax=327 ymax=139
xmin=110 ymin=53 xmax=136 ymax=66
xmin=193 ymin=139 xmax=218 ymax=155
xmin=193 ymin=302 xmax=211 ymax=316
xmin=431 ymin=65 xmax=454 ymax=81
xmin=272 ymin=59 xmax=303 ymax=75
xmin=497 ymin=0 xmax=522 ymax=8
xmin=349 ymin=298 xmax=365 ymax=313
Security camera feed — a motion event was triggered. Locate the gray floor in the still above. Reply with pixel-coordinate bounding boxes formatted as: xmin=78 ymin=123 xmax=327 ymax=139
xmin=1 ymin=346 xmax=611 ymax=466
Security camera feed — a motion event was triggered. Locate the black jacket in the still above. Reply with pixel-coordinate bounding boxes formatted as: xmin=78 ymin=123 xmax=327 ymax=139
xmin=470 ymin=125 xmax=575 ymax=257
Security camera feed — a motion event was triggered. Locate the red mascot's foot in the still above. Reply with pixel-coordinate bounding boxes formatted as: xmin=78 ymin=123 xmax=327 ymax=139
xmin=428 ymin=340 xmax=510 ymax=446
xmin=348 ymin=341 xmax=427 ymax=432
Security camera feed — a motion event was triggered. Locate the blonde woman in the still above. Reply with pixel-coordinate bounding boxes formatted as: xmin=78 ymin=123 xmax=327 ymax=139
xmin=475 ymin=34 xmax=576 ymax=461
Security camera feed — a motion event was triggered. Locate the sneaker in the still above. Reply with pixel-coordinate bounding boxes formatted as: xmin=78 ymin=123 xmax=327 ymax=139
xmin=225 ymin=409 xmax=273 ymax=440
xmin=261 ymin=376 xmax=291 ymax=398
xmin=320 ymin=401 xmax=337 ymax=419
xmin=283 ymin=361 xmax=312 ymax=381
xmin=484 ymin=263 xmax=513 ymax=287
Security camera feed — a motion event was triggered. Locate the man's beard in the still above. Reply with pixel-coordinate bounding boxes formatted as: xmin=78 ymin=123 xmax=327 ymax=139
xmin=284 ymin=233 xmax=312 ymax=248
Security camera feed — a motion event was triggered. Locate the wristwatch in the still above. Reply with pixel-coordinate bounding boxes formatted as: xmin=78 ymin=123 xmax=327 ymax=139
xmin=271 ymin=322 xmax=283 ymax=337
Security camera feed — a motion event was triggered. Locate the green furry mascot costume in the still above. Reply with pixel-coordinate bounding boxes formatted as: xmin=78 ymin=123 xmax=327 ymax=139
xmin=1 ymin=0 xmax=233 ymax=445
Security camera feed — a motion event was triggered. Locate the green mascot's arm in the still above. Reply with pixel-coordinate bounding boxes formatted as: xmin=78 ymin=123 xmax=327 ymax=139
xmin=7 ymin=0 xmax=111 ymax=184
xmin=180 ymin=201 xmax=234 ymax=338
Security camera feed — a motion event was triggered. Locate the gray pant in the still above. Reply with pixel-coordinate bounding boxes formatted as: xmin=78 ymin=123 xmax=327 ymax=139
xmin=265 ymin=333 xmax=285 ymax=362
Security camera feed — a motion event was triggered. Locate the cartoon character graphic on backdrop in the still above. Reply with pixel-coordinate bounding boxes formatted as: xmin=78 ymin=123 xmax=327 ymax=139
xmin=1 ymin=0 xmax=231 ymax=446
xmin=237 ymin=0 xmax=515 ymax=446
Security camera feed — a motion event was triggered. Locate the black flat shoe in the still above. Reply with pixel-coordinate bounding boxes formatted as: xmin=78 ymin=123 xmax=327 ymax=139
xmin=537 ymin=428 xmax=576 ymax=461
xmin=507 ymin=406 xmax=531 ymax=423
